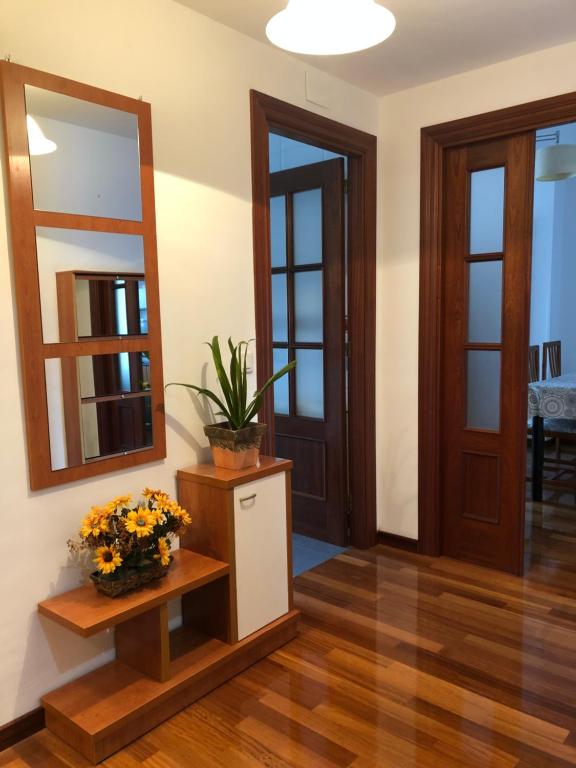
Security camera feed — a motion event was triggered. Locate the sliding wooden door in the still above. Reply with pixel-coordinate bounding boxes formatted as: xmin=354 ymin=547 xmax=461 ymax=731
xmin=440 ymin=135 xmax=534 ymax=573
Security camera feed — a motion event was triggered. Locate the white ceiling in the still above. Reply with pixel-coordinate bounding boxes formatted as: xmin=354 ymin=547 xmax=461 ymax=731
xmin=174 ymin=0 xmax=576 ymax=96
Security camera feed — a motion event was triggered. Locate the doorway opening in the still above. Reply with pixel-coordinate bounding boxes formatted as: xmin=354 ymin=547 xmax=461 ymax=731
xmin=526 ymin=121 xmax=576 ymax=581
xmin=250 ymin=91 xmax=377 ymax=570
xmin=269 ymin=133 xmax=349 ymax=573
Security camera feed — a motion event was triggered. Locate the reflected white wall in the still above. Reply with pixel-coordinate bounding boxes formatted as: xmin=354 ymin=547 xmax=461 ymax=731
xmin=531 ymin=122 xmax=576 ymax=375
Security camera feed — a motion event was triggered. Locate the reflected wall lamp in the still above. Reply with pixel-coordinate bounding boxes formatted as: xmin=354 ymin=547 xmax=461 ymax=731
xmin=266 ymin=0 xmax=396 ymax=56
xmin=26 ymin=114 xmax=57 ymax=155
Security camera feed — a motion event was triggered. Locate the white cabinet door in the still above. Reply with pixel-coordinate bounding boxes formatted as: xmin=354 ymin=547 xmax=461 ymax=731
xmin=234 ymin=472 xmax=289 ymax=640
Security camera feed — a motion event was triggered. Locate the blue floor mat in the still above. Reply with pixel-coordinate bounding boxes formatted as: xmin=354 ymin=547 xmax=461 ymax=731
xmin=292 ymin=533 xmax=347 ymax=576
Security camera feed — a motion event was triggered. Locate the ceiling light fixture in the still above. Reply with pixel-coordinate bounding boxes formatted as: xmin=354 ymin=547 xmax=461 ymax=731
xmin=266 ymin=0 xmax=396 ymax=56
xmin=26 ymin=115 xmax=57 ymax=156
xmin=535 ymin=145 xmax=576 ymax=182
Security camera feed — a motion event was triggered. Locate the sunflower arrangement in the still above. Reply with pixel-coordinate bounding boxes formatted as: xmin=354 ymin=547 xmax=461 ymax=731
xmin=68 ymin=489 xmax=191 ymax=595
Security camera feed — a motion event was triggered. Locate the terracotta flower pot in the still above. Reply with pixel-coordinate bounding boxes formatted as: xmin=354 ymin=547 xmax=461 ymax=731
xmin=204 ymin=421 xmax=267 ymax=470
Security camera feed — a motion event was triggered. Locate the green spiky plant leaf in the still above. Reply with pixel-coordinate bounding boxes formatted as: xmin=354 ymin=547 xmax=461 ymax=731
xmin=166 ymin=336 xmax=295 ymax=430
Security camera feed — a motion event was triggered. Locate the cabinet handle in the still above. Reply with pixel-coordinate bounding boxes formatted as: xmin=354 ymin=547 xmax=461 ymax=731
xmin=239 ymin=493 xmax=257 ymax=503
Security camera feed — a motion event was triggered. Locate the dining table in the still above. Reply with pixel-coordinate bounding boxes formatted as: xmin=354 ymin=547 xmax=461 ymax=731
xmin=528 ymin=372 xmax=576 ymax=500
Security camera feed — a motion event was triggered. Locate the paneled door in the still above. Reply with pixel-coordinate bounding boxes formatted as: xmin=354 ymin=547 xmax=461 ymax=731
xmin=441 ymin=136 xmax=534 ymax=573
xmin=270 ymin=158 xmax=347 ymax=545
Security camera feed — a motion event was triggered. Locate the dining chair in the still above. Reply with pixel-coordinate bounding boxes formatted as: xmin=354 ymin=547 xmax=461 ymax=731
xmin=543 ymin=340 xmax=561 ymax=379
xmin=528 ymin=345 xmax=540 ymax=384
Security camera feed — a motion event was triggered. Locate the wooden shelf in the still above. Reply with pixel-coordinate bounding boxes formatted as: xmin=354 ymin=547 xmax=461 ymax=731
xmin=42 ymin=611 xmax=299 ymax=763
xmin=177 ymin=455 xmax=292 ymax=490
xmin=37 ymin=458 xmax=298 ymax=763
xmin=38 ymin=549 xmax=229 ymax=637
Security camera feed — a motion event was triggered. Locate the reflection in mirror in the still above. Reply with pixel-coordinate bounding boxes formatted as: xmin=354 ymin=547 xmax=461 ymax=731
xmin=36 ymin=228 xmax=146 ymax=342
xmin=45 ymin=353 xmax=152 ymax=470
xmin=25 ymin=85 xmax=142 ymax=220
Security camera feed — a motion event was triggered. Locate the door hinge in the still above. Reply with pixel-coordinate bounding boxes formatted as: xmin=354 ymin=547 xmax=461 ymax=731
xmin=346 ymin=494 xmax=353 ymax=515
xmin=345 ymin=340 xmax=350 ymax=358
xmin=344 ymin=178 xmax=349 ymax=193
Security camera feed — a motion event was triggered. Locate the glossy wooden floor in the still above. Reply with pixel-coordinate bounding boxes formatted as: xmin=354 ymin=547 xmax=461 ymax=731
xmin=3 ymin=527 xmax=576 ymax=768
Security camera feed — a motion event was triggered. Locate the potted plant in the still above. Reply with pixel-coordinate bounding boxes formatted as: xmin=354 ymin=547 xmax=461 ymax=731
xmin=167 ymin=336 xmax=294 ymax=470
xmin=68 ymin=489 xmax=192 ymax=597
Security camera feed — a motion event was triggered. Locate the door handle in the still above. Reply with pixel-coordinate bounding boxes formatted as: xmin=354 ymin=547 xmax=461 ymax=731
xmin=239 ymin=493 xmax=257 ymax=503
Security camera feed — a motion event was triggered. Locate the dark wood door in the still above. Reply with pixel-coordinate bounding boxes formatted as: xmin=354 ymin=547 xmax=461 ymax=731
xmin=441 ymin=135 xmax=534 ymax=574
xmin=270 ymin=158 xmax=347 ymax=545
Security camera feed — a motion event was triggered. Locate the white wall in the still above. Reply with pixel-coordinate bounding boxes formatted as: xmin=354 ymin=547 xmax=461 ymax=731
xmin=549 ymin=124 xmax=576 ymax=374
xmin=0 ymin=0 xmax=379 ymax=724
xmin=378 ymin=40 xmax=576 ymax=539
xmin=530 ymin=123 xmax=576 ymax=374
xmin=530 ymin=163 xmax=555 ymax=350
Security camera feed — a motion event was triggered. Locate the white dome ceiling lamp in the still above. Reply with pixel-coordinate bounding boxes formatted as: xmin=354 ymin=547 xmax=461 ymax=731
xmin=266 ymin=0 xmax=396 ymax=56
xmin=535 ymin=144 xmax=576 ymax=182
xmin=26 ymin=115 xmax=57 ymax=156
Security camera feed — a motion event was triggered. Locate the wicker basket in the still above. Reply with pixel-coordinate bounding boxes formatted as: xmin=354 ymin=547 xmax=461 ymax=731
xmin=90 ymin=560 xmax=170 ymax=598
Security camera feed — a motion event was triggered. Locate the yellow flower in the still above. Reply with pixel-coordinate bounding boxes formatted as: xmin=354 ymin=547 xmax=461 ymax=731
xmin=171 ymin=505 xmax=191 ymax=527
xmin=80 ymin=506 xmax=109 ymax=538
xmin=142 ymin=487 xmax=164 ymax=500
xmin=106 ymin=494 xmax=132 ymax=512
xmin=150 ymin=507 xmax=166 ymax=525
xmin=124 ymin=507 xmax=156 ymax=537
xmin=93 ymin=546 xmax=122 ymax=574
xmin=154 ymin=537 xmax=171 ymax=567
xmin=154 ymin=492 xmax=170 ymax=510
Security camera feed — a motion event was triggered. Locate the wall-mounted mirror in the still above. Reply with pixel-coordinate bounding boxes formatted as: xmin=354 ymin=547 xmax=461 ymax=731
xmin=25 ymin=86 xmax=142 ymax=220
xmin=0 ymin=62 xmax=165 ymax=489
xmin=45 ymin=353 xmax=152 ymax=470
xmin=36 ymin=227 xmax=147 ymax=342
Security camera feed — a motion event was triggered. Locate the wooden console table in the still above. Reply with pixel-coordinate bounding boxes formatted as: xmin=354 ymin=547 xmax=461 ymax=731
xmin=37 ymin=458 xmax=298 ymax=763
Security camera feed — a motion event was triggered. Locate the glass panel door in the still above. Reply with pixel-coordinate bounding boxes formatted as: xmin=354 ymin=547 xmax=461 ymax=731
xmin=270 ymin=189 xmax=325 ymax=421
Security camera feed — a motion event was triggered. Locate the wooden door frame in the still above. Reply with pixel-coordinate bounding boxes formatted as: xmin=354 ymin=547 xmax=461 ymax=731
xmin=250 ymin=90 xmax=377 ymax=549
xmin=419 ymin=89 xmax=576 ymax=560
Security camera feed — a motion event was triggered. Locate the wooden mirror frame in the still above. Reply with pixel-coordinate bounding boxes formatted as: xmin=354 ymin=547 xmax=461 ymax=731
xmin=0 ymin=62 xmax=165 ymax=489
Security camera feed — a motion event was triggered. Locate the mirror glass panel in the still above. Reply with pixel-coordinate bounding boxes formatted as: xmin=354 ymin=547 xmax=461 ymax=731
xmin=45 ymin=352 xmax=152 ymax=470
xmin=36 ymin=228 xmax=146 ymax=343
xmin=25 ymin=86 xmax=142 ymax=220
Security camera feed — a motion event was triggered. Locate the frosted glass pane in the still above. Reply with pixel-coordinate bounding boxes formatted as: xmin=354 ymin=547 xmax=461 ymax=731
xmin=468 ymin=260 xmax=502 ymax=343
xmin=273 ymin=348 xmax=289 ymax=416
xmin=296 ymin=349 xmax=324 ymax=419
xmin=467 ymin=351 xmax=501 ymax=430
xmin=272 ymin=274 xmax=288 ymax=342
xmin=295 ymin=271 xmax=323 ymax=343
xmin=294 ymin=189 xmax=322 ymax=265
xmin=270 ymin=195 xmax=286 ymax=267
xmin=470 ymin=167 xmax=505 ymax=254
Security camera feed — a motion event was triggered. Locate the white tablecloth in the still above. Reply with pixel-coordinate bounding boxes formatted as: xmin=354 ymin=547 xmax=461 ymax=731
xmin=528 ymin=372 xmax=576 ymax=419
